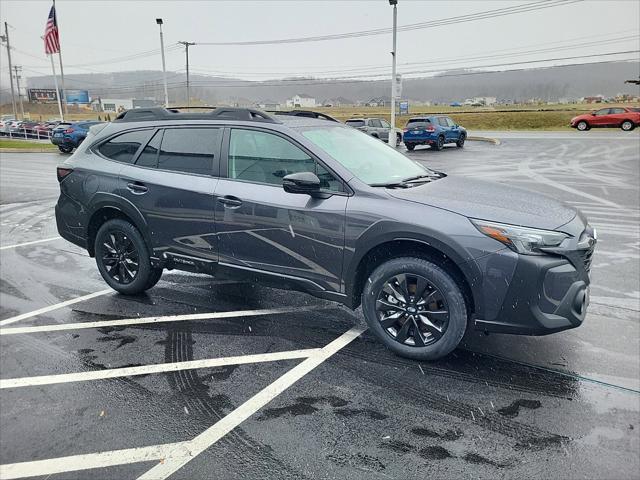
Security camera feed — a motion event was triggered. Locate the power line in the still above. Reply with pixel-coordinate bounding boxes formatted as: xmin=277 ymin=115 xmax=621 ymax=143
xmin=195 ymin=0 xmax=582 ymax=46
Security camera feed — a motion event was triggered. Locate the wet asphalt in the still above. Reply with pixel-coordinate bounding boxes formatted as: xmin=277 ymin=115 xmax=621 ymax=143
xmin=0 ymin=130 xmax=638 ymax=479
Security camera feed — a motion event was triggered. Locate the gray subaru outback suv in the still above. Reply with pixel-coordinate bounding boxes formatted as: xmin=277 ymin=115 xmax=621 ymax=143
xmin=55 ymin=107 xmax=596 ymax=360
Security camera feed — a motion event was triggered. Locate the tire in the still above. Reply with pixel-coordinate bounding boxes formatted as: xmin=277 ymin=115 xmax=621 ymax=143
xmin=58 ymin=145 xmax=73 ymax=153
xmin=95 ymin=218 xmax=161 ymax=295
xmin=621 ymin=120 xmax=635 ymax=131
xmin=396 ymin=133 xmax=402 ymax=147
xmin=576 ymin=121 xmax=589 ymax=131
xmin=405 ymin=143 xmax=415 ymax=151
xmin=361 ymin=257 xmax=467 ymax=361
xmin=456 ymin=133 xmax=466 ymax=148
xmin=433 ymin=135 xmax=445 ymax=151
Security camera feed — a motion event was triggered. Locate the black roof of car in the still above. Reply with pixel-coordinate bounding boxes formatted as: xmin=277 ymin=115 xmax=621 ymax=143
xmin=114 ymin=107 xmax=281 ymax=124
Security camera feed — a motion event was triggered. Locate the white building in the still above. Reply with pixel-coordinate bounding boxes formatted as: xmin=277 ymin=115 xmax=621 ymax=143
xmin=94 ymin=98 xmax=134 ymax=113
xmin=286 ymin=94 xmax=316 ymax=108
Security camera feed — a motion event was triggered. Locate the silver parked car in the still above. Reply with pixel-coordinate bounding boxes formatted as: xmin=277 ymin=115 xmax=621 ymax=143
xmin=345 ymin=117 xmax=402 ymax=146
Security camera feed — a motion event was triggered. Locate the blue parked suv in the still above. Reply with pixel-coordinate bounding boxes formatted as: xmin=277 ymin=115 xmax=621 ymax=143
xmin=403 ymin=116 xmax=466 ymax=151
xmin=51 ymin=121 xmax=103 ymax=153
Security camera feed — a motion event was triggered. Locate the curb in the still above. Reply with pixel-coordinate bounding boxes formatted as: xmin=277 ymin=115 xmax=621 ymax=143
xmin=0 ymin=148 xmax=59 ymax=153
xmin=467 ymin=136 xmax=501 ymax=145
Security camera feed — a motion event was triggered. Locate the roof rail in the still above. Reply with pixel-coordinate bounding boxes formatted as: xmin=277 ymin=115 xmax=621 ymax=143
xmin=269 ymin=110 xmax=339 ymax=122
xmin=113 ymin=107 xmax=280 ymax=123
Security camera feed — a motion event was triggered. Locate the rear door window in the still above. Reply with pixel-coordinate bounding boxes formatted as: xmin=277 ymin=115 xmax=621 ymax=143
xmin=157 ymin=128 xmax=222 ymax=175
xmin=370 ymin=119 xmax=383 ymax=128
xmin=609 ymin=108 xmax=625 ymax=114
xmin=135 ymin=130 xmax=163 ymax=168
xmin=437 ymin=117 xmax=449 ymax=127
xmin=98 ymin=129 xmax=153 ymax=163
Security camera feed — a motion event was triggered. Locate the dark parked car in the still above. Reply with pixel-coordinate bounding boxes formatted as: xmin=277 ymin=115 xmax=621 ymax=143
xmin=55 ymin=107 xmax=596 ymax=360
xmin=345 ymin=117 xmax=402 ymax=146
xmin=51 ymin=121 xmax=103 ymax=153
xmin=570 ymin=107 xmax=640 ymax=131
xmin=403 ymin=116 xmax=466 ymax=151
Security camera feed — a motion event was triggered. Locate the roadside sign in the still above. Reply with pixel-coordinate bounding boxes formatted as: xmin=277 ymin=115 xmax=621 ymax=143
xmin=399 ymin=101 xmax=409 ymax=115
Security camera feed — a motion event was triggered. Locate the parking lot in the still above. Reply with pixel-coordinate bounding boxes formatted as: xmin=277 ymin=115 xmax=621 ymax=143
xmin=1 ymin=130 xmax=638 ymax=479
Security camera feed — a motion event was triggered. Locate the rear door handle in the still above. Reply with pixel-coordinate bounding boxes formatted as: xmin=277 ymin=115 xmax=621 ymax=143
xmin=218 ymin=196 xmax=242 ymax=208
xmin=127 ymin=182 xmax=148 ymax=194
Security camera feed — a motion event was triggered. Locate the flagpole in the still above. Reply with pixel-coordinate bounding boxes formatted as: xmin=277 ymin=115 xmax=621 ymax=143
xmin=49 ymin=54 xmax=64 ymax=121
xmin=52 ymin=0 xmax=68 ymax=116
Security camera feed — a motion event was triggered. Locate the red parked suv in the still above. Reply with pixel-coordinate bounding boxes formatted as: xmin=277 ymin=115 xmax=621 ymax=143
xmin=570 ymin=106 xmax=640 ymax=131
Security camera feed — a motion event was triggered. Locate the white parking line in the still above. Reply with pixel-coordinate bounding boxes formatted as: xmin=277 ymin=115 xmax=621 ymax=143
xmin=0 ymin=443 xmax=187 ymax=480
xmin=0 ymin=289 xmax=113 ymax=327
xmin=0 ymin=326 xmax=366 ymax=479
xmin=0 ymin=307 xmax=312 ymax=336
xmin=137 ymin=325 xmax=365 ymax=479
xmin=0 ymin=236 xmax=61 ymax=250
xmin=0 ymin=349 xmax=319 ymax=389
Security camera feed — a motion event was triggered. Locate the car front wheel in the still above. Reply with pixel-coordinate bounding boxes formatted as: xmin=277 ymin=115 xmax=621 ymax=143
xmin=361 ymin=257 xmax=467 ymax=360
xmin=576 ymin=121 xmax=589 ymax=131
xmin=95 ymin=219 xmax=162 ymax=295
xmin=456 ymin=133 xmax=466 ymax=148
xmin=621 ymin=120 xmax=635 ymax=131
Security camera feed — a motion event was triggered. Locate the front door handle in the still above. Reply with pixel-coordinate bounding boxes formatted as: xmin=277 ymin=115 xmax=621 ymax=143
xmin=127 ymin=182 xmax=148 ymax=194
xmin=218 ymin=196 xmax=243 ymax=208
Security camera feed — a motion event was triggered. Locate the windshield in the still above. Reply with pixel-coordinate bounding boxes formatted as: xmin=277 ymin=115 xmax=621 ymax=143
xmin=300 ymin=125 xmax=431 ymax=185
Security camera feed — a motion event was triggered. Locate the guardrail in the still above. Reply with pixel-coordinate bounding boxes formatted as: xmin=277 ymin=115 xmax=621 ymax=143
xmin=0 ymin=129 xmax=53 ymax=142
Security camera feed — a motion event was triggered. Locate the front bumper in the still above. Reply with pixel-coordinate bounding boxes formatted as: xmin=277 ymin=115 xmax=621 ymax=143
xmin=474 ymin=252 xmax=590 ymax=335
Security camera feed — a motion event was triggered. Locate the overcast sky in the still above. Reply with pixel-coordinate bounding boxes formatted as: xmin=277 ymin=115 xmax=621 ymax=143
xmin=1 ymin=0 xmax=638 ymax=83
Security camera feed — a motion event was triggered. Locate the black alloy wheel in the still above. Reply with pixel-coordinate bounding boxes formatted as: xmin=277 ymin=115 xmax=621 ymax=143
xmin=95 ymin=219 xmax=162 ymax=294
xmin=101 ymin=231 xmax=139 ymax=284
xmin=456 ymin=133 xmax=466 ymax=148
xmin=433 ymin=135 xmax=445 ymax=150
xmin=376 ymin=273 xmax=449 ymax=347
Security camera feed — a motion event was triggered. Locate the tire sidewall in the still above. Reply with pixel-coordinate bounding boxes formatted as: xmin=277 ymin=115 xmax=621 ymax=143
xmin=577 ymin=121 xmax=588 ymax=131
xmin=95 ymin=219 xmax=154 ymax=295
xmin=621 ymin=121 xmax=634 ymax=131
xmin=361 ymin=257 xmax=467 ymax=360
xmin=457 ymin=133 xmax=466 ymax=147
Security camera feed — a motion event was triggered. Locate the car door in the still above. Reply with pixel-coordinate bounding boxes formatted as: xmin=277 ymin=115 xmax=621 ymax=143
xmin=118 ymin=126 xmax=222 ymax=268
xmin=214 ymin=127 xmax=348 ymax=292
xmin=591 ymin=108 xmax=612 ymax=126
xmin=607 ymin=108 xmax=626 ymax=126
xmin=437 ymin=117 xmax=451 ymax=140
xmin=445 ymin=117 xmax=460 ymax=140
xmin=369 ymin=118 xmax=385 ymax=140
xmin=380 ymin=119 xmax=392 ymax=142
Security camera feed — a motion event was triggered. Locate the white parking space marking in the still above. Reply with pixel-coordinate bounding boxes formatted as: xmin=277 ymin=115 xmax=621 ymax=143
xmin=0 ymin=236 xmax=61 ymax=250
xmin=137 ymin=326 xmax=366 ymax=479
xmin=0 ymin=326 xmax=365 ymax=479
xmin=0 ymin=443 xmax=187 ymax=480
xmin=0 ymin=307 xmax=313 ymax=336
xmin=0 ymin=289 xmax=113 ymax=327
xmin=0 ymin=349 xmax=320 ymax=389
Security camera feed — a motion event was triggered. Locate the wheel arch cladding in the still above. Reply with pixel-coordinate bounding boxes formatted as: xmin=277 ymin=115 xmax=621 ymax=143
xmin=86 ymin=199 xmax=150 ymax=257
xmin=347 ymin=238 xmax=476 ymax=318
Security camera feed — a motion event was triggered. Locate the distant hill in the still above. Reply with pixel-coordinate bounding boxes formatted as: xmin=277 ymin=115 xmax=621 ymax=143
xmin=15 ymin=61 xmax=640 ymax=105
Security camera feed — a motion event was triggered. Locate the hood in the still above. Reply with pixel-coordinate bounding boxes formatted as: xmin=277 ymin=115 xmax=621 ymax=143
xmin=387 ymin=175 xmax=577 ymax=231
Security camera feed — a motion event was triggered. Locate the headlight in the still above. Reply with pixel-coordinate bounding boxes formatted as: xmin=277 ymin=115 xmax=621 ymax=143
xmin=470 ymin=219 xmax=570 ymax=255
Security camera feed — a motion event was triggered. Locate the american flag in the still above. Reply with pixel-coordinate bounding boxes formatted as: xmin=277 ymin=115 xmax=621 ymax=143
xmin=44 ymin=5 xmax=60 ymax=54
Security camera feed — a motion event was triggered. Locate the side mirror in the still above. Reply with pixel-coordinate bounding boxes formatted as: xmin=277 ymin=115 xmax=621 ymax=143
xmin=283 ymin=172 xmax=321 ymax=195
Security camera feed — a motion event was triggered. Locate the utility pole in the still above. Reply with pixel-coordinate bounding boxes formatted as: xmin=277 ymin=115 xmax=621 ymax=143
xmin=178 ymin=41 xmax=195 ymax=108
xmin=13 ymin=66 xmax=25 ymax=119
xmin=1 ymin=22 xmax=18 ymax=119
xmin=156 ymin=19 xmax=169 ymax=107
xmin=53 ymin=0 xmax=68 ymax=116
xmin=388 ymin=0 xmax=398 ymax=146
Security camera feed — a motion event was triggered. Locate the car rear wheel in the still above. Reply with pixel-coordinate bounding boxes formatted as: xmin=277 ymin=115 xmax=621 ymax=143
xmin=396 ymin=133 xmax=402 ymax=147
xmin=621 ymin=120 xmax=635 ymax=131
xmin=456 ymin=133 xmax=466 ymax=148
xmin=576 ymin=121 xmax=589 ymax=131
xmin=405 ymin=143 xmax=415 ymax=151
xmin=95 ymin=219 xmax=162 ymax=295
xmin=58 ymin=145 xmax=73 ymax=153
xmin=433 ymin=135 xmax=445 ymax=151
xmin=361 ymin=257 xmax=467 ymax=360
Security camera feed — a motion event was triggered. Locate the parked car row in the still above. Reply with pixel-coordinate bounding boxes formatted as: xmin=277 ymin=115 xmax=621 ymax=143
xmin=0 ymin=118 xmax=72 ymax=139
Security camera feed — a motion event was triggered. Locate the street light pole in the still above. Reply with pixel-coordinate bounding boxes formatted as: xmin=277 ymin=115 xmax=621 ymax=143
xmin=178 ymin=41 xmax=195 ymax=109
xmin=388 ymin=0 xmax=398 ymax=146
xmin=13 ymin=65 xmax=25 ymax=120
xmin=156 ymin=18 xmax=169 ymax=107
